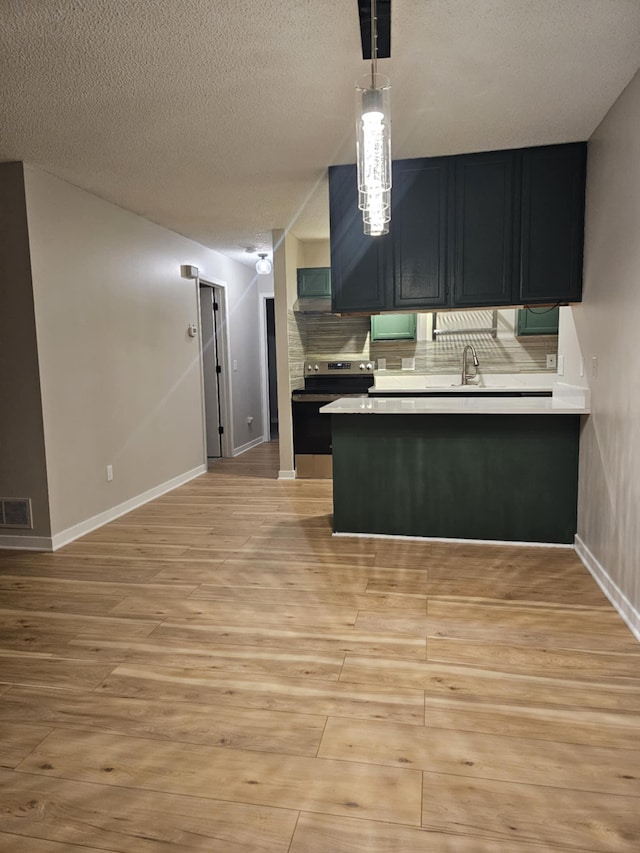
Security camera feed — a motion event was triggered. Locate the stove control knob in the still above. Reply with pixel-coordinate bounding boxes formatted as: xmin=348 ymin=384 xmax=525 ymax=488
xmin=366 ymin=362 xmax=374 ymax=371
xmin=359 ymin=363 xmax=365 ymax=370
xmin=314 ymin=364 xmax=319 ymax=371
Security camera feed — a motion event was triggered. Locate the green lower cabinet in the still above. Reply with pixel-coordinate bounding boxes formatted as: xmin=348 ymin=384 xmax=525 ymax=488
xmin=517 ymin=306 xmax=560 ymax=336
xmin=370 ymin=313 xmax=417 ymax=341
xmin=297 ymin=267 xmax=331 ymax=298
xmin=331 ymin=413 xmax=580 ymax=544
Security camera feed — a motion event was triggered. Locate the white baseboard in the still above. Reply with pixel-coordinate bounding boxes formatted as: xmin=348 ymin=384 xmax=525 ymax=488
xmin=333 ymin=532 xmax=573 ymax=548
xmin=278 ymin=470 xmax=296 ymax=480
xmin=49 ymin=464 xmax=207 ymax=551
xmin=0 ymin=534 xmax=54 ymax=551
xmin=575 ymin=534 xmax=640 ymax=643
xmin=232 ymin=437 xmax=263 ymax=457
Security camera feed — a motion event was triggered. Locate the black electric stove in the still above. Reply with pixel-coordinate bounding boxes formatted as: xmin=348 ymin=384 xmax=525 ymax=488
xmin=292 ymin=361 xmax=375 ymax=458
xmin=292 ymin=360 xmax=375 ymax=401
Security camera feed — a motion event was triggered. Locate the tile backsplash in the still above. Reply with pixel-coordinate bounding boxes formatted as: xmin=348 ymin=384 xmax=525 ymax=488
xmin=288 ymin=309 xmax=306 ymax=390
xmin=297 ymin=310 xmax=557 ymax=378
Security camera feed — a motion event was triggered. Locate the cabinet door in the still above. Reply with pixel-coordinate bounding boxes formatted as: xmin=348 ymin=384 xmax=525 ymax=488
xmin=392 ymin=157 xmax=450 ymax=308
xmin=519 ymin=143 xmax=586 ymax=304
xmin=516 ymin=306 xmax=560 ymax=336
xmin=297 ymin=267 xmax=331 ymax=297
xmin=329 ymin=165 xmax=391 ymax=313
xmin=452 ymin=151 xmax=517 ymax=307
xmin=371 ymin=313 xmax=417 ymax=341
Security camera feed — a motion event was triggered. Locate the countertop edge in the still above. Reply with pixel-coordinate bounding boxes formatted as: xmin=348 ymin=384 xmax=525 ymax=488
xmin=320 ymin=397 xmax=590 ymax=416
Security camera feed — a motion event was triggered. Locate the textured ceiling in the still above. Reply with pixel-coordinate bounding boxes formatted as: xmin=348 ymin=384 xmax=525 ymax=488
xmin=1 ymin=1 xmax=640 ymax=267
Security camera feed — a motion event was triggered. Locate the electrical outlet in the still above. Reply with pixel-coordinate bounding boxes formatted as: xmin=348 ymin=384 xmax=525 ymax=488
xmin=377 ymin=357 xmax=387 ymax=370
xmin=546 ymin=354 xmax=557 ymax=369
xmin=557 ymin=354 xmax=565 ymax=376
xmin=591 ymin=356 xmax=598 ymax=377
xmin=106 ymin=465 xmax=113 ymax=482
xmin=401 ymin=357 xmax=415 ymax=371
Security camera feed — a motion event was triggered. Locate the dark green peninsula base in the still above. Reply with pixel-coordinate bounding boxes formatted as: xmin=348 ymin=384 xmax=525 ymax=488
xmin=331 ymin=413 xmax=581 ymax=544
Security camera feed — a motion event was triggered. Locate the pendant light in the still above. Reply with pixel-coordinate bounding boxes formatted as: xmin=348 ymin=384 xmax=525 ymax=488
xmin=356 ymin=0 xmax=391 ymax=236
xmin=255 ymin=253 xmax=272 ymax=275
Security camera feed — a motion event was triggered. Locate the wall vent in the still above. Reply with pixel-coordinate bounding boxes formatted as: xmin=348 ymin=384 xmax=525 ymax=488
xmin=0 ymin=498 xmax=33 ymax=529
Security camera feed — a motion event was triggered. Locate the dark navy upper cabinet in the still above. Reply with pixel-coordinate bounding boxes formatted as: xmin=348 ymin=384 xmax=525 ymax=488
xmin=329 ymin=165 xmax=391 ymax=313
xmin=452 ymin=150 xmax=518 ymax=307
xmin=328 ymin=144 xmax=585 ymax=314
xmin=392 ymin=157 xmax=451 ymax=309
xmin=519 ymin=143 xmax=586 ymax=305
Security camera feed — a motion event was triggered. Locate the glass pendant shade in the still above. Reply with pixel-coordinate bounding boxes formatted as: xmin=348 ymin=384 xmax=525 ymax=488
xmin=356 ymin=73 xmax=391 ymax=236
xmin=255 ymin=254 xmax=272 ymax=275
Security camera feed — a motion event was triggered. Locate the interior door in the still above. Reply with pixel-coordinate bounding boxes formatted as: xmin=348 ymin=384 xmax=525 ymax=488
xmin=199 ymin=285 xmax=222 ymax=458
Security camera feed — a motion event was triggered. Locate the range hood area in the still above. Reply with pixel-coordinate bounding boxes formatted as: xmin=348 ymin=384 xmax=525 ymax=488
xmin=293 ymin=295 xmax=335 ymax=314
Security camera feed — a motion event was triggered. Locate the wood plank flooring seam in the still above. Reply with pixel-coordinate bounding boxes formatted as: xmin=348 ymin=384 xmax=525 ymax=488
xmin=314 ymin=717 xmax=331 ymax=760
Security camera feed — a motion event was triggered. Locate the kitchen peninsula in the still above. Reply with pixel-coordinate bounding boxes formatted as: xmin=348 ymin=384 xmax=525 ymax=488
xmin=321 ymin=389 xmax=590 ymax=545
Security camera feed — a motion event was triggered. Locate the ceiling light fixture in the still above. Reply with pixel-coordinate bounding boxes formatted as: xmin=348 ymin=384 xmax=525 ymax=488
xmin=356 ymin=0 xmax=391 ymax=236
xmin=255 ymin=253 xmax=272 ymax=275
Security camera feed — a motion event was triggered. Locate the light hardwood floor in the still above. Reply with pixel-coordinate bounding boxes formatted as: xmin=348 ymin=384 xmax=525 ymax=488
xmin=0 ymin=440 xmax=639 ymax=852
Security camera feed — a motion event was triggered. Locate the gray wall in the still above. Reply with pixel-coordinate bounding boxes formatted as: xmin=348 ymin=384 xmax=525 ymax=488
xmin=0 ymin=163 xmax=264 ymax=547
xmin=0 ymin=163 xmax=51 ymax=542
xmin=576 ymin=68 xmax=640 ymax=637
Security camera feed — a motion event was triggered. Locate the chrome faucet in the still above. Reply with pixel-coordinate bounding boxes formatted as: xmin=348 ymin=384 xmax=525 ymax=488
xmin=461 ymin=344 xmax=480 ymax=385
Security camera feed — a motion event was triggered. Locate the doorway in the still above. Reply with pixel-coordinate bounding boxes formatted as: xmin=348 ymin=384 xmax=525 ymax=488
xmin=199 ymin=284 xmax=224 ymax=458
xmin=261 ymin=296 xmax=278 ymax=441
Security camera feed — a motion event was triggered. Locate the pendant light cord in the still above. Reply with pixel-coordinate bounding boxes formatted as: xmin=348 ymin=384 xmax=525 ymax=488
xmin=370 ymin=0 xmax=377 ymax=85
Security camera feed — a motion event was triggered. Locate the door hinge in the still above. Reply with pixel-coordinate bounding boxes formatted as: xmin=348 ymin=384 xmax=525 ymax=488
xmin=213 ymin=301 xmax=219 ymax=311
xmin=216 ymin=365 xmax=222 ymax=374
xmin=218 ymin=426 xmax=224 ymax=435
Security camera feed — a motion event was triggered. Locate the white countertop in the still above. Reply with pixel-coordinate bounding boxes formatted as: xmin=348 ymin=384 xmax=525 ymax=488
xmin=370 ymin=372 xmax=555 ymax=394
xmin=369 ymin=384 xmax=555 ymax=394
xmin=320 ymin=394 xmax=590 ymax=416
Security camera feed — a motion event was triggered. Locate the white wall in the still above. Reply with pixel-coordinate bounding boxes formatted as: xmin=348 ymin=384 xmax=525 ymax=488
xmin=223 ymin=264 xmax=266 ymax=453
xmin=23 ymin=165 xmax=263 ymax=541
xmin=272 ymin=228 xmax=304 ymax=478
xmin=557 ymin=306 xmax=587 ymax=387
xmin=300 ymin=240 xmax=330 ymax=267
xmin=575 ymin=69 xmax=640 ymax=639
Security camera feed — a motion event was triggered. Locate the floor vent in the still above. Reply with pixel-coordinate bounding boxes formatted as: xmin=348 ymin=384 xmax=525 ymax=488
xmin=0 ymin=498 xmax=33 ymax=529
